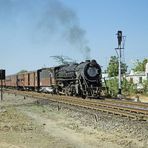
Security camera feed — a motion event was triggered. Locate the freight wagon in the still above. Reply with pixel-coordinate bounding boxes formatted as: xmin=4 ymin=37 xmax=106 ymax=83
xmin=3 ymin=68 xmax=56 ymax=92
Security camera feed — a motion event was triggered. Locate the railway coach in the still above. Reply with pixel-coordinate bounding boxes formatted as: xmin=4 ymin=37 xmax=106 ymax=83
xmin=3 ymin=68 xmax=56 ymax=92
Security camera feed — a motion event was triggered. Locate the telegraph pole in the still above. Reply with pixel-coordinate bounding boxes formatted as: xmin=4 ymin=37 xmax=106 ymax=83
xmin=115 ymin=31 xmax=125 ymax=96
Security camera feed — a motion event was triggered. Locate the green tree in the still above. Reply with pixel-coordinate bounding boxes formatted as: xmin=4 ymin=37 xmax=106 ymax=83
xmin=143 ymin=80 xmax=148 ymax=95
xmin=132 ymin=58 xmax=148 ymax=72
xmin=107 ymin=56 xmax=128 ymax=77
xmin=106 ymin=77 xmax=137 ymax=97
xmin=106 ymin=78 xmax=118 ymax=96
xmin=122 ymin=78 xmax=137 ymax=95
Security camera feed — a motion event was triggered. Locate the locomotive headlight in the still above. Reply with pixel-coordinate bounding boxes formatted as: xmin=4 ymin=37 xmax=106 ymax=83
xmin=87 ymin=67 xmax=98 ymax=77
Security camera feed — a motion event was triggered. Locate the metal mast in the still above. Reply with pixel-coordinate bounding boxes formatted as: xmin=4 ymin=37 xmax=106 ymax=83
xmin=115 ymin=31 xmax=124 ymax=95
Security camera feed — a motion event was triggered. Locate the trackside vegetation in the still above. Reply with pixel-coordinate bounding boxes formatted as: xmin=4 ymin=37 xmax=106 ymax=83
xmin=106 ymin=57 xmax=148 ymax=97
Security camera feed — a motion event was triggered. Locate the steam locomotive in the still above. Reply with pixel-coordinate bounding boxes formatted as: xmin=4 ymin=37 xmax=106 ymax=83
xmin=54 ymin=59 xmax=102 ymax=98
xmin=2 ymin=59 xmax=102 ymax=98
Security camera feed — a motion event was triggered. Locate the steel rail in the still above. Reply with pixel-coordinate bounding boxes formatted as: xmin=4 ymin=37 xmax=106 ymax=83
xmin=98 ymin=99 xmax=148 ymax=108
xmin=4 ymin=89 xmax=148 ymax=121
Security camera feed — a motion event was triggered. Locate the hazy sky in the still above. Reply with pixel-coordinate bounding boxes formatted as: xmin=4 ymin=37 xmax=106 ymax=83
xmin=0 ymin=0 xmax=148 ymax=74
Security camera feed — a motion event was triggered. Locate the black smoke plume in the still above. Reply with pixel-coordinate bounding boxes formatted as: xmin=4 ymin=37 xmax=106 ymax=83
xmin=0 ymin=0 xmax=91 ymax=60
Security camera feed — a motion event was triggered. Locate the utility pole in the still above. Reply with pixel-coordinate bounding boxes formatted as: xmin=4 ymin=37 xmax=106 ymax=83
xmin=115 ymin=31 xmax=125 ymax=96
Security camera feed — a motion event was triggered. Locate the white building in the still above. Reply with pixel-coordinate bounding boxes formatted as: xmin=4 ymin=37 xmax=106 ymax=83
xmin=126 ymin=62 xmax=148 ymax=89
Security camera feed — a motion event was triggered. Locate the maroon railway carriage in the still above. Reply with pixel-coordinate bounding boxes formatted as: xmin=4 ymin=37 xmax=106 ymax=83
xmin=17 ymin=71 xmax=38 ymax=90
xmin=4 ymin=68 xmax=56 ymax=92
xmin=28 ymin=71 xmax=38 ymax=90
xmin=5 ymin=75 xmax=17 ymax=88
xmin=17 ymin=73 xmax=25 ymax=89
xmin=0 ymin=79 xmax=5 ymax=87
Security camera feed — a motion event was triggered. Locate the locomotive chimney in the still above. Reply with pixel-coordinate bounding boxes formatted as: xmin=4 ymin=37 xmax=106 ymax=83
xmin=85 ymin=60 xmax=90 ymax=62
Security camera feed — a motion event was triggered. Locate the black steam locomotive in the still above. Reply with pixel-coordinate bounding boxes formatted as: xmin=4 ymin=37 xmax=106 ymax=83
xmin=54 ymin=59 xmax=102 ymax=98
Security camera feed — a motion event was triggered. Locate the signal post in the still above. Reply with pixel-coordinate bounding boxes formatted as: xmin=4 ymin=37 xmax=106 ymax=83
xmin=115 ymin=31 xmax=125 ymax=97
xmin=0 ymin=69 xmax=5 ymax=101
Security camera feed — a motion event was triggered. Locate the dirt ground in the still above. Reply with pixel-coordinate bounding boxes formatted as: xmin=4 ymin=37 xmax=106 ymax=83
xmin=133 ymin=95 xmax=148 ymax=103
xmin=0 ymin=93 xmax=148 ymax=148
xmin=127 ymin=94 xmax=148 ymax=103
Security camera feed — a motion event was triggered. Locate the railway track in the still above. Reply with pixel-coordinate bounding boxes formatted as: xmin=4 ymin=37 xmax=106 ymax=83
xmin=98 ymin=99 xmax=148 ymax=109
xmin=4 ymin=89 xmax=148 ymax=121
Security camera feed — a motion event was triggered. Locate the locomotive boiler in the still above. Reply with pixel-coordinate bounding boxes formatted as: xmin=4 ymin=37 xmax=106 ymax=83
xmin=54 ymin=59 xmax=102 ymax=98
